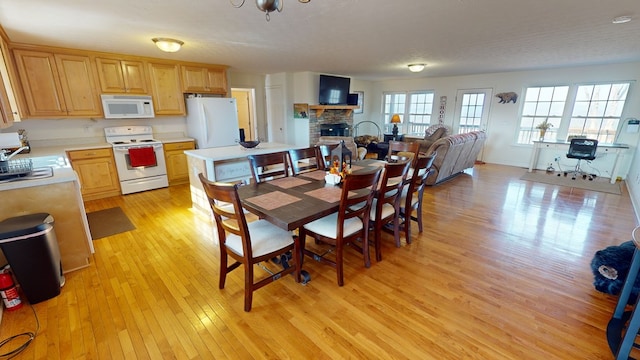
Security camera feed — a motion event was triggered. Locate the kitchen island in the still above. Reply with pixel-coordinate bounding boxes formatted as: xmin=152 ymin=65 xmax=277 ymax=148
xmin=185 ymin=142 xmax=303 ymax=213
xmin=0 ymin=155 xmax=93 ymax=273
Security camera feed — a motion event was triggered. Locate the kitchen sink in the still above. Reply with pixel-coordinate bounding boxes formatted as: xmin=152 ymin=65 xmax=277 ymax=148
xmin=0 ymin=167 xmax=54 ymax=183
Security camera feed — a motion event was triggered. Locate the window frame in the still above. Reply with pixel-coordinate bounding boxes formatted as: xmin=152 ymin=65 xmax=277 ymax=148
xmin=516 ymin=81 xmax=633 ymax=145
xmin=382 ymin=90 xmax=435 ymax=136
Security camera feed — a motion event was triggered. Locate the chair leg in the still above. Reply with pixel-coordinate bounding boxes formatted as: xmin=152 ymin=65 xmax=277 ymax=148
xmin=373 ymin=222 xmax=382 ymax=263
xmin=336 ymin=242 xmax=345 ymax=286
xmin=219 ymin=253 xmax=228 ymax=289
xmin=416 ymin=196 xmax=424 ymax=233
xmin=244 ymin=262 xmax=254 ymax=312
xmin=393 ymin=214 xmax=402 ymax=248
xmin=403 ymin=208 xmax=412 ymax=244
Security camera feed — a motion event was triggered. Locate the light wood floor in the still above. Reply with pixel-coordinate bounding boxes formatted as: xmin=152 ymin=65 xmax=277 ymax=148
xmin=0 ymin=164 xmax=636 ymax=359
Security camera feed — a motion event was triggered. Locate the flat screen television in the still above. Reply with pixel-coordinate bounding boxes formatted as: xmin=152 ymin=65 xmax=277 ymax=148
xmin=319 ymin=75 xmax=350 ymax=105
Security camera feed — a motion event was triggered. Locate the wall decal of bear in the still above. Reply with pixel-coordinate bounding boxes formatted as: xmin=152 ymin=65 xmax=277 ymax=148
xmin=495 ymin=92 xmax=518 ymax=103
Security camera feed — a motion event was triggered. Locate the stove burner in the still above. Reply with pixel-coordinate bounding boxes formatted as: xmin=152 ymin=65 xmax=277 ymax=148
xmin=140 ymin=139 xmax=155 ymax=143
xmin=113 ymin=141 xmax=126 ymax=144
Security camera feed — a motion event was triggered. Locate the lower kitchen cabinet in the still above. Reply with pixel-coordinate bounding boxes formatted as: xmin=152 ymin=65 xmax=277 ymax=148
xmin=164 ymin=140 xmax=195 ymax=185
xmin=67 ymin=148 xmax=121 ymax=200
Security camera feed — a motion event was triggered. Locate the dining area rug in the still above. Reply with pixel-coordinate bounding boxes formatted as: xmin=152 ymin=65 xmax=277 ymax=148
xmin=520 ymin=170 xmax=622 ymax=195
xmin=86 ymin=207 xmax=136 ymax=240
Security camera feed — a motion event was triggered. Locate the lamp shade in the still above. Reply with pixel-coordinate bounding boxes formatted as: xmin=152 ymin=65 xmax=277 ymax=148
xmin=390 ymin=114 xmax=401 ymax=124
xmin=152 ymin=38 xmax=184 ymax=52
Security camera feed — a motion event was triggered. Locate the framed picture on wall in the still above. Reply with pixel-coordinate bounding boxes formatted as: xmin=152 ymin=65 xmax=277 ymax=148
xmin=354 ymin=91 xmax=364 ymax=114
xmin=294 ymin=103 xmax=309 ymax=119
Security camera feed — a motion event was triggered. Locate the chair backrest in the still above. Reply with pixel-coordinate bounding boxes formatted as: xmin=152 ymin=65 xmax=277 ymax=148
xmin=337 ymin=168 xmax=382 ymax=235
xmin=387 ymin=140 xmax=420 ymax=166
xmin=378 ymin=160 xmax=412 ymax=208
xmin=288 ymin=147 xmax=321 ymax=175
xmin=317 ymin=144 xmax=339 ymax=170
xmin=407 ymin=153 xmax=436 ymax=200
xmin=567 ymin=138 xmax=598 ymax=160
xmin=198 ymin=173 xmax=253 ymax=257
xmin=247 ymin=151 xmax=290 ymax=183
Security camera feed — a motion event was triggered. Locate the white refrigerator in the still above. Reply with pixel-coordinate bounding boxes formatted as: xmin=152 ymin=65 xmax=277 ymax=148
xmin=186 ymin=97 xmax=240 ymax=148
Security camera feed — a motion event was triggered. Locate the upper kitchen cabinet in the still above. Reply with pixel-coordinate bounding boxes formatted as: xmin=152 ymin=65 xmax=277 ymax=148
xmin=95 ymin=57 xmax=148 ymax=94
xmin=0 ymin=38 xmax=18 ymax=127
xmin=180 ymin=64 xmax=228 ymax=95
xmin=12 ymin=48 xmax=102 ymax=118
xmin=0 ymin=74 xmax=12 ymax=127
xmin=54 ymin=54 xmax=102 ymax=116
xmin=147 ymin=61 xmax=185 ymax=115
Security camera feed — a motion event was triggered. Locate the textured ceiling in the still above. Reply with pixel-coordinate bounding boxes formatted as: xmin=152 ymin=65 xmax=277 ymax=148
xmin=0 ymin=0 xmax=638 ymax=80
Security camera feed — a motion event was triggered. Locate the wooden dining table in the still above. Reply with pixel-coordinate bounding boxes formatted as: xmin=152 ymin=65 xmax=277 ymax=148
xmin=236 ymin=160 xmax=385 ymax=231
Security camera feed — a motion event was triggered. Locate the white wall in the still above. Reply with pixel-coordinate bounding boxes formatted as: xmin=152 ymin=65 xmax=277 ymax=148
xmin=368 ymin=62 xmax=640 ymax=221
xmin=228 ymin=70 xmax=267 ymax=141
xmin=370 ymin=62 xmax=640 ymax=170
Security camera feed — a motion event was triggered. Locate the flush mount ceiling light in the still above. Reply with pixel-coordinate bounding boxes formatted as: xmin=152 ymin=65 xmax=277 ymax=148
xmin=231 ymin=0 xmax=310 ymax=21
xmin=152 ymin=38 xmax=184 ymax=53
xmin=408 ymin=64 xmax=426 ymax=73
xmin=612 ymin=15 xmax=632 ymax=24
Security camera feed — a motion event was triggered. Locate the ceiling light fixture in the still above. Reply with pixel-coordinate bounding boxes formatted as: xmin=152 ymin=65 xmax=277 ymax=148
xmin=231 ymin=0 xmax=310 ymax=21
xmin=612 ymin=15 xmax=632 ymax=24
xmin=408 ymin=64 xmax=426 ymax=73
xmin=152 ymin=38 xmax=184 ymax=53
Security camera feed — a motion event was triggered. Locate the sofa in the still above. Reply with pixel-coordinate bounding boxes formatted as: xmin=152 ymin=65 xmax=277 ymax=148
xmin=422 ymin=131 xmax=486 ymax=185
xmin=403 ymin=124 xmax=451 ymax=154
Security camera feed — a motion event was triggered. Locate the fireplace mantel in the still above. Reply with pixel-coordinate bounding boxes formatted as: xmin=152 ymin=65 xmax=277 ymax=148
xmin=309 ymin=105 xmax=359 ymax=117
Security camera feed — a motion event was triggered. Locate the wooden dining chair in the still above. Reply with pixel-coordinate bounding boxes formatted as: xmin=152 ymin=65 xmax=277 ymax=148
xmin=288 ymin=147 xmax=321 ymax=175
xmin=198 ymin=173 xmax=301 ymax=312
xmin=298 ymin=168 xmax=382 ymax=286
xmin=316 ymin=144 xmax=339 ymax=170
xmin=247 ymin=151 xmax=290 ymax=183
xmin=398 ymin=153 xmax=436 ymax=243
xmin=387 ymin=140 xmax=420 ymax=166
xmin=371 ymin=160 xmax=411 ymax=261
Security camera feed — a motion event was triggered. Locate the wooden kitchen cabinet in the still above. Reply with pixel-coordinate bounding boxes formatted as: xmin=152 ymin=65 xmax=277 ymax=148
xmin=0 ymin=37 xmax=18 ymax=127
xmin=147 ymin=61 xmax=185 ymax=115
xmin=0 ymin=74 xmax=11 ymax=127
xmin=95 ymin=57 xmax=148 ymax=94
xmin=164 ymin=140 xmax=195 ymax=185
xmin=54 ymin=53 xmax=103 ymax=116
xmin=67 ymin=148 xmax=121 ymax=201
xmin=181 ymin=64 xmax=228 ymax=95
xmin=12 ymin=49 xmax=102 ymax=117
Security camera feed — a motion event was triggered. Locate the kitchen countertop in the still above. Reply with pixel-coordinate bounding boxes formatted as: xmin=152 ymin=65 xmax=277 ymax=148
xmin=1 ymin=134 xmax=193 ymax=191
xmin=185 ymin=142 xmax=302 ymax=162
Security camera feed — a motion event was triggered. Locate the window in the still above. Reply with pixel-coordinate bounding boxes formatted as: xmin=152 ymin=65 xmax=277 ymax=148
xmin=458 ymin=93 xmax=485 ymax=134
xmin=569 ymin=83 xmax=630 ymax=143
xmin=517 ymin=86 xmax=569 ymax=144
xmin=516 ymin=82 xmax=631 ymax=144
xmin=383 ymin=91 xmax=434 ymax=135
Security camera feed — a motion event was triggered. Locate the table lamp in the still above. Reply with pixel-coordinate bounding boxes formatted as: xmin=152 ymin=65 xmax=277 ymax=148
xmin=391 ymin=114 xmax=401 ymax=140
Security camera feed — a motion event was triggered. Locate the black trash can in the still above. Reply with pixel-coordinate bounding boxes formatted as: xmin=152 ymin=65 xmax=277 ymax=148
xmin=0 ymin=213 xmax=64 ymax=304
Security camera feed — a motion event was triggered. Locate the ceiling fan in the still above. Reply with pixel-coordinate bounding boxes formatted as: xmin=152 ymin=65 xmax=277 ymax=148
xmin=231 ymin=0 xmax=310 ymax=21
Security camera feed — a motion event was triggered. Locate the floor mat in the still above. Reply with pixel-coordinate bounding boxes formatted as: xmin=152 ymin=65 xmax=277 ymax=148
xmin=520 ymin=170 xmax=622 ymax=195
xmin=86 ymin=207 xmax=135 ymax=240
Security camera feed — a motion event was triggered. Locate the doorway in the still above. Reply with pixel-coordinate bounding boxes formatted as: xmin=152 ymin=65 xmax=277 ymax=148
xmin=231 ymin=88 xmax=256 ymax=141
xmin=453 ymin=88 xmax=493 ymax=161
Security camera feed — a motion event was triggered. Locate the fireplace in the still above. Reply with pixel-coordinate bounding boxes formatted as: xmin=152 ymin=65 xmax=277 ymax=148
xmin=320 ymin=123 xmax=350 ymax=137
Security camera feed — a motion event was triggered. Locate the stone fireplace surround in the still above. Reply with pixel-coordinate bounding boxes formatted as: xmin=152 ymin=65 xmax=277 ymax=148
xmin=308 ymin=110 xmax=353 ymax=147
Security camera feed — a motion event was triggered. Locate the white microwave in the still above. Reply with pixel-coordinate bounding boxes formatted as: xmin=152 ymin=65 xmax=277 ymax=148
xmin=101 ymin=95 xmax=155 ymax=119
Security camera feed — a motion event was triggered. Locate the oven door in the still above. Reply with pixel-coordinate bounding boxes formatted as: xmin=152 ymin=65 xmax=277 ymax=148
xmin=112 ymin=143 xmax=167 ymax=181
